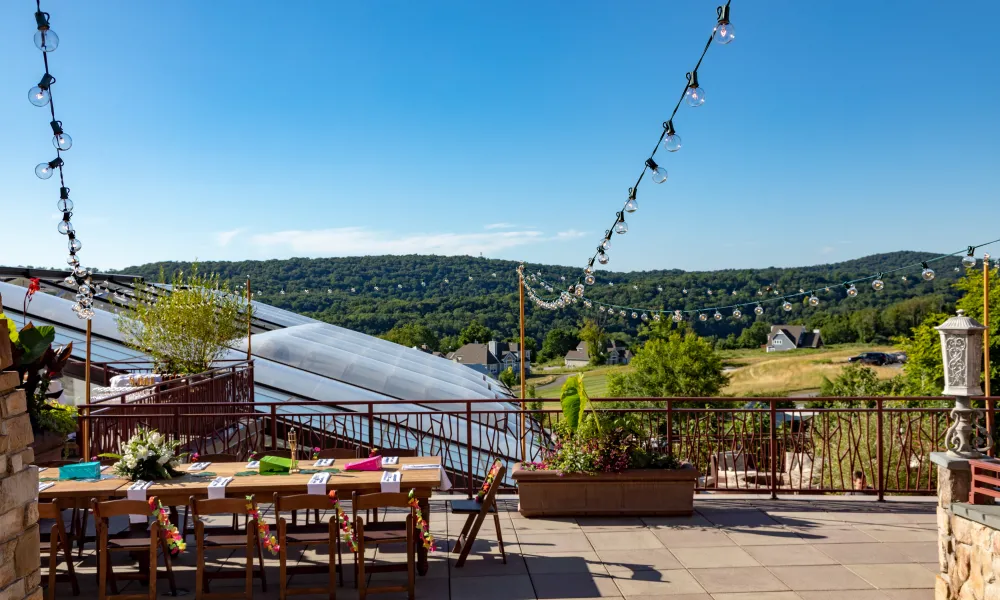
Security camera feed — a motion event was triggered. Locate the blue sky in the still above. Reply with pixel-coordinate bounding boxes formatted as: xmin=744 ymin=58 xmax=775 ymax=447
xmin=2 ymin=1 xmax=998 ymax=272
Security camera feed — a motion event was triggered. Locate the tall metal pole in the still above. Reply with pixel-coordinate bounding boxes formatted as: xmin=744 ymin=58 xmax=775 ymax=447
xmin=83 ymin=318 xmax=92 ymax=461
xmin=519 ymin=271 xmax=527 ymax=462
xmin=246 ymin=276 xmax=252 ymax=362
xmin=985 ymin=253 xmax=994 ymax=454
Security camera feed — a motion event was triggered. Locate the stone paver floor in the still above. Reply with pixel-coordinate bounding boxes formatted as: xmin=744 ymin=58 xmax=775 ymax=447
xmin=46 ymin=495 xmax=937 ymax=599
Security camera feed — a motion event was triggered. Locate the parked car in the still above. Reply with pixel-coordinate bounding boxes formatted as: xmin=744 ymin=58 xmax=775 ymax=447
xmin=848 ymin=352 xmax=892 ymax=366
xmin=890 ymin=352 xmax=908 ymax=364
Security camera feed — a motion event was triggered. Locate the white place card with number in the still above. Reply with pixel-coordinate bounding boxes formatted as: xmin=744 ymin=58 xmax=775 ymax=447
xmin=307 ymin=472 xmax=331 ymax=495
xmin=312 ymin=458 xmax=334 ymax=468
xmin=187 ymin=462 xmax=212 ymax=471
xmin=38 ymin=482 xmax=54 ymax=492
xmin=208 ymin=476 xmax=233 ymax=499
xmin=380 ymin=470 xmax=402 ymax=493
xmin=245 ymin=460 xmax=260 ymax=469
xmin=382 ymin=456 xmax=399 ymax=465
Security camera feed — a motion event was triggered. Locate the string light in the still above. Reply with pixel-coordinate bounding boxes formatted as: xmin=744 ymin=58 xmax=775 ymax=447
xmin=845 ymin=283 xmax=858 ymax=297
xmin=576 ymin=2 xmax=734 ymax=285
xmin=872 ymin=273 xmax=885 ymax=291
xmin=30 ymin=1 xmax=93 ymax=319
xmin=962 ymin=246 xmax=977 ymax=269
xmin=921 ymin=262 xmax=936 ymax=281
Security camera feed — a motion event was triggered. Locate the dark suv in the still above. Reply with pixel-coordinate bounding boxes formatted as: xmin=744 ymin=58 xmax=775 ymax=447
xmin=848 ymin=352 xmax=891 ymax=366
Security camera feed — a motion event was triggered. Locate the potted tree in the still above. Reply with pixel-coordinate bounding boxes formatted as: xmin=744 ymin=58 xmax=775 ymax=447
xmin=512 ymin=375 xmax=698 ymax=517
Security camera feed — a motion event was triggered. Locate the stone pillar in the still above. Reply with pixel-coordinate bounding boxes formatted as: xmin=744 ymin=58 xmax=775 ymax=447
xmin=931 ymin=452 xmax=970 ymax=599
xmin=0 ymin=313 xmax=41 ymax=600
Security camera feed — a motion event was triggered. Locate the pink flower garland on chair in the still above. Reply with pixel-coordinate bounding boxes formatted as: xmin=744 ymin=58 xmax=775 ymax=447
xmin=407 ymin=489 xmax=436 ymax=552
xmin=326 ymin=491 xmax=359 ymax=552
xmin=147 ymin=497 xmax=186 ymax=555
xmin=245 ymin=495 xmax=280 ymax=555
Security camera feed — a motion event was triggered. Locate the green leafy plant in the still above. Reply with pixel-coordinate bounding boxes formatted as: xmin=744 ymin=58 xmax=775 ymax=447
xmin=1 ymin=311 xmax=75 ymax=435
xmin=116 ymin=266 xmax=252 ymax=374
xmin=35 ymin=401 xmax=77 ymax=436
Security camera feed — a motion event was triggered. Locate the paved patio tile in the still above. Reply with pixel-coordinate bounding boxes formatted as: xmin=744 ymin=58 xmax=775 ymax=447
xmin=525 ymin=551 xmax=609 ymax=575
xmin=532 ymin=573 xmax=623 ymax=598
xmin=641 ymin=515 xmax=714 ymax=528
xmin=797 ymin=592 xmax=889 ymax=600
xmin=712 ymin=593 xmax=803 ymax=600
xmin=724 ymin=526 xmax=808 ymax=546
xmin=597 ymin=549 xmax=682 ymax=575
xmin=670 ymin=546 xmax=759 ymax=569
xmin=816 ymin=542 xmax=917 ymax=565
xmin=846 ymin=564 xmax=935 ymax=589
xmin=698 ymin=509 xmax=780 ymax=527
xmin=449 ymin=552 xmax=526 ymax=578
xmin=851 ymin=526 xmax=936 ymax=543
xmin=451 ymin=573 xmax=537 ymax=600
xmin=576 ymin=517 xmax=647 ymax=530
xmin=610 ymin=569 xmax=706 ymax=597
xmin=586 ymin=531 xmax=664 ymax=551
xmin=785 ymin=526 xmax=879 ymax=544
xmin=510 ymin=516 xmax=582 ymax=531
xmin=881 ymin=590 xmax=935 ymax=599
xmin=652 ymin=527 xmax=736 ymax=548
xmin=768 ymin=565 xmax=875 ymax=591
xmin=743 ymin=544 xmax=837 ymax=566
xmin=518 ymin=532 xmax=594 ymax=554
xmin=619 ymin=595 xmax=711 ymax=600
xmin=689 ymin=567 xmax=789 ymax=594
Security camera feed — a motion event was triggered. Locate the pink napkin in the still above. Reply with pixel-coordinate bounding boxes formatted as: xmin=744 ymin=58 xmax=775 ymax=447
xmin=345 ymin=456 xmax=382 ymax=471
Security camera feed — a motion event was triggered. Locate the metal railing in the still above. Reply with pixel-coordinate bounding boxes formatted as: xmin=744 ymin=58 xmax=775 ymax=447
xmin=74 ymin=394 xmax=987 ymax=499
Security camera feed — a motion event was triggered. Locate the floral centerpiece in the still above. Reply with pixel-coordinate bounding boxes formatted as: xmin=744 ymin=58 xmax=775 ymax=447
xmin=101 ymin=428 xmax=184 ymax=481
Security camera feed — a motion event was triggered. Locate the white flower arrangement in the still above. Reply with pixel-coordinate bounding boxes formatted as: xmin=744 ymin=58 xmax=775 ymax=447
xmin=100 ymin=428 xmax=184 ymax=481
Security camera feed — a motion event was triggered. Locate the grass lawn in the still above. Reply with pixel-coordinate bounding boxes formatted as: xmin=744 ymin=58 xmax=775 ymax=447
xmin=519 ymin=343 xmax=900 ymax=399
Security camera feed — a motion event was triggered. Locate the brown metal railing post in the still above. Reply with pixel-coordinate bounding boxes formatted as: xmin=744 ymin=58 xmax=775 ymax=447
xmin=769 ymin=399 xmax=778 ymax=500
xmin=877 ymin=398 xmax=885 ymax=501
xmin=666 ymin=399 xmax=674 ymax=454
xmin=270 ymin=404 xmax=278 ymax=451
xmin=368 ymin=402 xmax=375 ymax=454
xmin=467 ymin=401 xmax=474 ymax=499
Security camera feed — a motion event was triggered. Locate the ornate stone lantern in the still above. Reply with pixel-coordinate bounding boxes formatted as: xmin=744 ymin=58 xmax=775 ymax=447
xmin=935 ymin=310 xmax=991 ymax=457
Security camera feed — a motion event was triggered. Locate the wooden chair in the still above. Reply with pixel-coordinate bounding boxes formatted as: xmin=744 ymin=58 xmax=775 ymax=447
xmin=273 ymin=493 xmax=343 ymax=600
xmin=37 ymin=460 xmax=89 ymax=556
xmin=451 ymin=464 xmax=507 ymax=567
xmin=351 ymin=492 xmax=416 ymax=600
xmin=191 ymin=496 xmax=268 ymax=600
xmin=363 ymin=449 xmax=416 ymax=525
xmin=39 ymin=499 xmax=80 ymax=600
xmin=91 ymin=498 xmax=178 ymax=600
xmin=304 ymin=448 xmax=357 ymax=524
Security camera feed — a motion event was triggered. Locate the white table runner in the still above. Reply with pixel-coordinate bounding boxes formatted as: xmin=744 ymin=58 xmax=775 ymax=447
xmin=208 ymin=477 xmax=233 ymax=499
xmin=126 ymin=480 xmax=154 ymax=523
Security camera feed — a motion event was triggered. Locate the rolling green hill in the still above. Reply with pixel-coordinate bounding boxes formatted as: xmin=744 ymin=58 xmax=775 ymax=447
xmin=116 ymin=251 xmax=967 ymax=351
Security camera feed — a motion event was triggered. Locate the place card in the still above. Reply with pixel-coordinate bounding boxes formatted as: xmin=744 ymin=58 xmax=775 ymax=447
xmin=187 ymin=462 xmax=212 ymax=471
xmin=245 ymin=460 xmax=260 ymax=469
xmin=126 ymin=480 xmax=154 ymax=523
xmin=380 ymin=470 xmax=402 ymax=493
xmin=37 ymin=467 xmax=48 ymax=473
xmin=38 ymin=482 xmax=54 ymax=492
xmin=307 ymin=472 xmax=331 ymax=495
xmin=401 ymin=464 xmax=439 ymax=470
xmin=312 ymin=458 xmax=335 ymax=468
xmin=208 ymin=476 xmax=233 ymax=499
xmin=382 ymin=456 xmax=399 ymax=465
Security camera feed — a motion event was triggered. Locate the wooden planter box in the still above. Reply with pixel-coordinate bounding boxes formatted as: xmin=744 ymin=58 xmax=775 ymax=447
xmin=511 ymin=462 xmax=698 ymax=517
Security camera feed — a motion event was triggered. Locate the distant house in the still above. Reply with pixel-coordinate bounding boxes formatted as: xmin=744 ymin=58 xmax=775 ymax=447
xmin=767 ymin=325 xmax=823 ymax=352
xmin=448 ymin=341 xmax=531 ymax=378
xmin=563 ymin=340 xmax=632 ymax=367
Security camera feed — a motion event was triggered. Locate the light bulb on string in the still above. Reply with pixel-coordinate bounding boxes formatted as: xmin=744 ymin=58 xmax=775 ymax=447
xmin=661 ymin=120 xmax=682 ymax=152
xmin=782 ymin=301 xmax=793 ymax=312
xmin=699 ymin=313 xmax=708 ymax=322
xmin=872 ymin=273 xmax=885 ymax=291
xmin=619 ymin=309 xmax=626 ymax=317
xmin=68 ymin=237 xmax=82 ymax=252
xmin=602 ymin=231 xmax=612 ymax=250
xmin=35 ymin=157 xmax=63 ymax=179
xmin=574 ymin=284 xmax=584 ymax=297
xmin=57 ymin=187 xmax=73 ymax=212
xmin=672 ymin=311 xmax=682 ymax=322
xmin=646 ymin=158 xmax=667 ymax=184
xmin=808 ymin=294 xmax=819 ymax=307
xmin=631 ymin=311 xmax=638 ymax=319
xmin=962 ymin=247 xmax=977 ymax=269
xmin=57 ymin=219 xmax=72 ymax=235
xmin=754 ymin=304 xmax=764 ymax=316
xmin=63 ymin=275 xmax=75 ymax=286
xmin=846 ymin=283 xmax=858 ymax=297
xmin=921 ymin=262 xmax=935 ymax=281
xmin=624 ymin=188 xmax=638 ymax=213
xmin=714 ymin=2 xmax=735 ymax=44
xmin=50 ymin=120 xmax=72 ymax=150
xmin=713 ymin=311 xmax=722 ymax=321
xmin=684 ymin=71 xmax=705 ymax=107
xmin=641 ymin=313 xmax=649 ymax=322
xmin=614 ymin=212 xmax=628 ymax=235
xmin=34 ymin=11 xmax=59 ymax=52
xmin=733 ymin=308 xmax=742 ymax=319
xmin=585 ymin=274 xmax=596 ymax=285
xmin=584 ymin=300 xmax=592 ymax=308
xmin=597 ymin=251 xmax=610 ymax=265
xmin=29 ymin=74 xmax=55 ymax=107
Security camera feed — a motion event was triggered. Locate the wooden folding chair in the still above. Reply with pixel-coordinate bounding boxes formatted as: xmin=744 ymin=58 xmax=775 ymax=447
xmin=92 ymin=498 xmax=178 ymax=600
xmin=191 ymin=496 xmax=268 ymax=600
xmin=182 ymin=454 xmax=242 ymax=532
xmin=273 ymin=493 xmax=343 ymax=600
xmin=37 ymin=460 xmax=89 ymax=557
xmin=39 ymin=499 xmax=80 ymax=600
xmin=351 ymin=492 xmax=416 ymax=600
xmin=451 ymin=464 xmax=507 ymax=567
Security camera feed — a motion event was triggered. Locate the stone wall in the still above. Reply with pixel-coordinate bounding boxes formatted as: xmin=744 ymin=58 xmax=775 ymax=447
xmin=0 ymin=316 xmax=41 ymax=600
xmin=936 ymin=462 xmax=1000 ymax=600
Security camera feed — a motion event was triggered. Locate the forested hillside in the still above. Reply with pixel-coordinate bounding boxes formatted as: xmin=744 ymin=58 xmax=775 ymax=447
xmin=117 ymin=251 xmax=969 ymax=354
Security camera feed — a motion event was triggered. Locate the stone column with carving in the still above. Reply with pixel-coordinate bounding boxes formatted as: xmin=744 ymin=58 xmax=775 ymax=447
xmin=0 ymin=309 xmax=41 ymax=600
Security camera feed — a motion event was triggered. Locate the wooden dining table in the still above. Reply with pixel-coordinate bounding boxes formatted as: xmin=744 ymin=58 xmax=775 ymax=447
xmin=38 ymin=456 xmax=444 ymax=574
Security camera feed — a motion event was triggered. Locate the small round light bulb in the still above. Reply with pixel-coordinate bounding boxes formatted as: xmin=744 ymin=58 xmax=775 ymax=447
xmin=662 ymin=132 xmax=682 ymax=152
xmin=29 ymin=86 xmax=50 ymax=107
xmin=598 ymin=253 xmax=609 ymax=265
xmin=615 ymin=220 xmax=628 ymax=235
xmin=962 ymin=255 xmax=977 ymax=269
xmin=34 ymin=28 xmax=59 ymax=52
xmin=685 ymin=86 xmax=706 ymax=107
xmin=754 ymin=305 xmax=764 ymax=316
xmin=713 ymin=311 xmax=723 ymax=321
xmin=625 ymin=198 xmax=638 ymax=213
xmin=35 ymin=162 xmax=55 ymax=179
xmin=57 ymin=220 xmax=72 ymax=235
xmin=699 ymin=313 xmax=708 ymax=322
xmin=585 ymin=274 xmax=595 ymax=285
xmin=651 ymin=165 xmax=668 ymax=183
xmin=782 ymin=301 xmax=793 ymax=312
xmin=733 ymin=309 xmax=742 ymax=319
xmin=847 ymin=284 xmax=858 ymax=297
xmin=808 ymin=294 xmax=819 ymax=307
xmin=715 ymin=22 xmax=735 ymax=44
xmin=872 ymin=278 xmax=884 ymax=291
xmin=922 ymin=266 xmax=935 ymax=281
